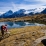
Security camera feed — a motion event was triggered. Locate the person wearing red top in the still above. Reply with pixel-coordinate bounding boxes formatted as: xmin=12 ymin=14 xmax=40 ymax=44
xmin=4 ymin=24 xmax=10 ymax=37
xmin=1 ymin=25 xmax=8 ymax=38
xmin=4 ymin=25 xmax=8 ymax=32
xmin=1 ymin=25 xmax=5 ymax=38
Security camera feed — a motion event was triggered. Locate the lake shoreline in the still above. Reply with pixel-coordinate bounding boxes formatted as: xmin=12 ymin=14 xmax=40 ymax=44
xmin=0 ymin=21 xmax=45 ymax=30
xmin=0 ymin=15 xmax=46 ymax=25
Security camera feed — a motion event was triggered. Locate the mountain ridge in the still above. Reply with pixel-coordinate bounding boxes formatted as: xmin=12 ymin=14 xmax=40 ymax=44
xmin=0 ymin=8 xmax=46 ymax=18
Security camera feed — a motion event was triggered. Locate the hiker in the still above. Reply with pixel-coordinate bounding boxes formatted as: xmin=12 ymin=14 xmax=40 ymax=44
xmin=4 ymin=24 xmax=10 ymax=36
xmin=4 ymin=25 xmax=8 ymax=33
xmin=1 ymin=24 xmax=10 ymax=38
xmin=1 ymin=25 xmax=8 ymax=38
xmin=1 ymin=25 xmax=5 ymax=38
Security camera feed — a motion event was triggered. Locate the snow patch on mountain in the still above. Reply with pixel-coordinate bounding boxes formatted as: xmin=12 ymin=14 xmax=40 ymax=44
xmin=34 ymin=8 xmax=44 ymax=13
xmin=24 ymin=8 xmax=45 ymax=14
xmin=0 ymin=8 xmax=46 ymax=18
xmin=4 ymin=10 xmax=13 ymax=16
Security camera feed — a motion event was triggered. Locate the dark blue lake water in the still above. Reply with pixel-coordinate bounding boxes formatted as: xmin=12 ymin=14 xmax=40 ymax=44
xmin=0 ymin=21 xmax=45 ymax=29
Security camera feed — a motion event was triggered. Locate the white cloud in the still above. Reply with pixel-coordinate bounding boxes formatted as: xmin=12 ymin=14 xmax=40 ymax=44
xmin=24 ymin=0 xmax=46 ymax=5
xmin=24 ymin=0 xmax=46 ymax=2
xmin=0 ymin=2 xmax=46 ymax=14
xmin=0 ymin=12 xmax=4 ymax=14
xmin=0 ymin=7 xmax=13 ymax=14
xmin=12 ymin=3 xmax=46 ymax=11
xmin=35 ymin=0 xmax=46 ymax=2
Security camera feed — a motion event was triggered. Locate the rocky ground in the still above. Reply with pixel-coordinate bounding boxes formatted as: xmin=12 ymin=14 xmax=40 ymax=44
xmin=0 ymin=26 xmax=46 ymax=46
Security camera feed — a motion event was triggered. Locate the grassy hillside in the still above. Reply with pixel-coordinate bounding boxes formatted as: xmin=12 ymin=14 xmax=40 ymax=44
xmin=0 ymin=26 xmax=46 ymax=46
xmin=0 ymin=14 xmax=46 ymax=23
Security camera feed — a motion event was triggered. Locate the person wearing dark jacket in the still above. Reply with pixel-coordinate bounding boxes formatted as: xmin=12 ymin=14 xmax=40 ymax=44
xmin=1 ymin=24 xmax=10 ymax=38
xmin=1 ymin=25 xmax=5 ymax=38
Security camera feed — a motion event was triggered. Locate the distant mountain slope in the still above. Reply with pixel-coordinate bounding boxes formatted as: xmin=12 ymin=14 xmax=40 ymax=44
xmin=11 ymin=9 xmax=26 ymax=17
xmin=41 ymin=8 xmax=46 ymax=14
xmin=0 ymin=8 xmax=46 ymax=18
xmin=1 ymin=10 xmax=13 ymax=18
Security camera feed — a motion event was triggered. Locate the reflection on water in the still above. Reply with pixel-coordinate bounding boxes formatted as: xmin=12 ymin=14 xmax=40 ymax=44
xmin=0 ymin=21 xmax=45 ymax=29
xmin=15 ymin=21 xmax=26 ymax=26
xmin=5 ymin=22 xmax=14 ymax=26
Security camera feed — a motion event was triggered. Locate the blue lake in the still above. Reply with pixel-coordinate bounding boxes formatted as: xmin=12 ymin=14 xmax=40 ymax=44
xmin=0 ymin=21 xmax=45 ymax=29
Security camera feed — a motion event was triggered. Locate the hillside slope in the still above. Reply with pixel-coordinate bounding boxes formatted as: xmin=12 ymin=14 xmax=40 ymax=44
xmin=0 ymin=26 xmax=46 ymax=46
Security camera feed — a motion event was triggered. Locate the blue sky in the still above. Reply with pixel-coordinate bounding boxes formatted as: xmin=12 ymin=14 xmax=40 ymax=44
xmin=0 ymin=0 xmax=46 ymax=14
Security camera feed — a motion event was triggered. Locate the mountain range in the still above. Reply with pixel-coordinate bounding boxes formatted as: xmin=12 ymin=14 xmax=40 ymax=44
xmin=0 ymin=8 xmax=46 ymax=18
